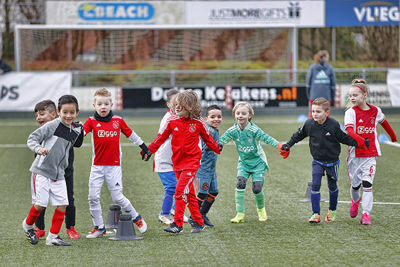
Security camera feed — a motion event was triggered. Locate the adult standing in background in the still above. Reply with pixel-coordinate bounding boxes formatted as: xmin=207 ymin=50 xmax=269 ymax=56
xmin=0 ymin=56 xmax=12 ymax=74
xmin=306 ymin=50 xmax=336 ymax=118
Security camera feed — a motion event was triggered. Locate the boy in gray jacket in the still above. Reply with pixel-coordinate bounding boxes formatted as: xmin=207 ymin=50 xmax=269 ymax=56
xmin=22 ymin=95 xmax=83 ymax=246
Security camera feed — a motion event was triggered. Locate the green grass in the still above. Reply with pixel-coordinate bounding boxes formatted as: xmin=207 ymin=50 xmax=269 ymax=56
xmin=1 ymin=114 xmax=399 ymax=266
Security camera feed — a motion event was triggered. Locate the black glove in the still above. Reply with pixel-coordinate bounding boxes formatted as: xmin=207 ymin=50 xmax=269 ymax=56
xmin=139 ymin=143 xmax=151 ymax=161
xmin=218 ymin=144 xmax=223 ymax=152
xmin=281 ymin=143 xmax=290 ymax=151
xmin=364 ymin=137 xmax=369 ymax=148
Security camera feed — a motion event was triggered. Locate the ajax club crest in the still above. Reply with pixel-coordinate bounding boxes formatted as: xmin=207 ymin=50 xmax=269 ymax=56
xmin=113 ymin=121 xmax=119 ymax=129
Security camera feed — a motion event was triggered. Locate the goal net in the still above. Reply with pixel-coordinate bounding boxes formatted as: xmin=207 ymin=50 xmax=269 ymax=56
xmin=15 ymin=25 xmax=291 ymax=86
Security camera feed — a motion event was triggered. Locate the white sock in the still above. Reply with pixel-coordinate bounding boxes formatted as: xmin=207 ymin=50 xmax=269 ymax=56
xmin=362 ymin=188 xmax=373 ymax=214
xmin=47 ymin=232 xmax=57 ymax=240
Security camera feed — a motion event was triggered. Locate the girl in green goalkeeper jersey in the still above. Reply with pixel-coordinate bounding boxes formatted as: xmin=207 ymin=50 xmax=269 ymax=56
xmin=219 ymin=102 xmax=287 ymax=223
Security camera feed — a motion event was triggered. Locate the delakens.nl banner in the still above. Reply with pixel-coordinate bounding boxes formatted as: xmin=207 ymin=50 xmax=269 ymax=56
xmin=122 ymin=85 xmax=308 ymax=108
xmin=0 ymin=72 xmax=71 ymax=111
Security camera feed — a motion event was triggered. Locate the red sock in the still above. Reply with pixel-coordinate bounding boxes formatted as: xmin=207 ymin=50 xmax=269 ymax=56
xmin=50 ymin=209 xmax=66 ymax=235
xmin=26 ymin=205 xmax=42 ymax=225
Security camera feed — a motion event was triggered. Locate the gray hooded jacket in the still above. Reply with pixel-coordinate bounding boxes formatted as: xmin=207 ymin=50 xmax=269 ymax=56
xmin=306 ymin=59 xmax=336 ymax=102
xmin=27 ymin=117 xmax=83 ymax=180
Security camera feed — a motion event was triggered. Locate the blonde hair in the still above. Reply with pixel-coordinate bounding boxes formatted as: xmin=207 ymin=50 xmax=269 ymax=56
xmin=351 ymin=78 xmax=369 ymax=94
xmin=232 ymin=101 xmax=254 ymax=121
xmin=174 ymin=90 xmax=202 ymax=118
xmin=94 ymin=88 xmax=112 ymax=103
xmin=312 ymin=97 xmax=330 ymax=112
xmin=346 ymin=79 xmax=368 ymax=110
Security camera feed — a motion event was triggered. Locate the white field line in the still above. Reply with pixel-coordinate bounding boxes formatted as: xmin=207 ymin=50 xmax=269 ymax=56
xmin=338 ymin=200 xmax=400 ymax=205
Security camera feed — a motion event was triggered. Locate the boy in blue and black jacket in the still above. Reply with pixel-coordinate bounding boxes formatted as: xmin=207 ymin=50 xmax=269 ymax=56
xmin=194 ymin=105 xmax=223 ymax=227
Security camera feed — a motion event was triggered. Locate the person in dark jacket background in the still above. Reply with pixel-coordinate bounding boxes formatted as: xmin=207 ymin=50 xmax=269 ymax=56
xmin=0 ymin=56 xmax=12 ymax=74
xmin=306 ymin=50 xmax=336 ymax=118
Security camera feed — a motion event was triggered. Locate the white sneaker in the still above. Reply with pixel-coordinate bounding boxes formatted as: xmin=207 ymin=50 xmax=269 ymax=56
xmin=86 ymin=226 xmax=106 ymax=239
xmin=46 ymin=235 xmax=70 ymax=246
xmin=171 ymin=209 xmax=189 ymax=223
xmin=133 ymin=215 xmax=147 ymax=234
xmin=158 ymin=214 xmax=173 ymax=225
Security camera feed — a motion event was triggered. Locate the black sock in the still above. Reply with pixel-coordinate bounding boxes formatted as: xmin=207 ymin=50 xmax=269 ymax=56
xmin=200 ymin=193 xmax=218 ymax=215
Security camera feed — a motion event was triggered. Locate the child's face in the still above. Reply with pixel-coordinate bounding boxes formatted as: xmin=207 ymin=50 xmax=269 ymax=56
xmin=58 ymin=103 xmax=79 ymax=127
xmin=35 ymin=109 xmax=56 ymax=126
xmin=205 ymin=109 xmax=223 ymax=129
xmin=94 ymin=95 xmax=113 ymax=117
xmin=311 ymin=104 xmax=329 ymax=124
xmin=348 ymin=86 xmax=367 ymax=107
xmin=175 ymin=103 xmax=189 ymax=118
xmin=235 ymin=105 xmax=251 ymax=128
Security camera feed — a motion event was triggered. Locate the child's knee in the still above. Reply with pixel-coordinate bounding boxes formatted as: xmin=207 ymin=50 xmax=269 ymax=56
xmin=252 ymin=181 xmax=263 ymax=194
xmin=362 ymin=180 xmax=372 ymax=188
xmin=236 ymin=176 xmax=247 ymax=189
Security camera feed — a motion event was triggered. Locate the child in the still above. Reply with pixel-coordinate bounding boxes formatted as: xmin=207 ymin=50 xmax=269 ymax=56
xmin=154 ymin=88 xmax=177 ymax=225
xmin=84 ymin=88 xmax=150 ymax=238
xmin=144 ymin=90 xmax=221 ymax=234
xmin=344 ymin=79 xmax=397 ymax=225
xmin=33 ymin=100 xmax=82 ymax=240
xmin=282 ymin=97 xmax=364 ymax=223
xmin=219 ymin=101 xmax=287 ymax=223
xmin=194 ymin=105 xmax=223 ymax=227
xmin=22 ymin=95 xmax=84 ymax=246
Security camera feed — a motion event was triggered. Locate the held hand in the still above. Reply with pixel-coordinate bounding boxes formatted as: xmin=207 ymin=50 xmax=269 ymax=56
xmin=277 ymin=143 xmax=290 ymax=159
xmin=356 ymin=137 xmax=367 ymax=149
xmin=218 ymin=144 xmax=223 ymax=152
xmin=37 ymin=148 xmax=50 ymax=155
xmin=139 ymin=143 xmax=152 ymax=161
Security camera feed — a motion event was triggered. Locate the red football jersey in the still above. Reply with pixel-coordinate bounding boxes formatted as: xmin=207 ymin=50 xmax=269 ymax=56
xmin=84 ymin=115 xmax=143 ymax=165
xmin=344 ymin=104 xmax=385 ymax=157
xmin=148 ymin=115 xmax=220 ymax=171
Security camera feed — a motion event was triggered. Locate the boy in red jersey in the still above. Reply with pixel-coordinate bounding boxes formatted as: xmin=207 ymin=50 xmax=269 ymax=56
xmin=143 ymin=90 xmax=222 ymax=234
xmin=345 ymin=79 xmax=397 ymax=225
xmin=84 ymin=88 xmax=151 ymax=238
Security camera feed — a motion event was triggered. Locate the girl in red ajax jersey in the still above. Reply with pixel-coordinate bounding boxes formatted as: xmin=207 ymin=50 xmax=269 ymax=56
xmin=344 ymin=79 xmax=397 ymax=225
xmin=143 ymin=90 xmax=222 ymax=234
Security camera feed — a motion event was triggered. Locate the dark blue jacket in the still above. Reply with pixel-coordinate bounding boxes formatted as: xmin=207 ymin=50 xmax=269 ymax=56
xmin=306 ymin=59 xmax=336 ymax=103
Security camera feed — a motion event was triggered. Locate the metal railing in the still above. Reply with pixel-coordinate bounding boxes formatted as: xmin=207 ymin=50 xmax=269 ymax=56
xmin=71 ymin=68 xmax=389 ymax=88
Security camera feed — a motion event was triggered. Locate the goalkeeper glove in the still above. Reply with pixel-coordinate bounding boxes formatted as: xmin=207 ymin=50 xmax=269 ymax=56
xmin=139 ymin=143 xmax=152 ymax=161
xmin=277 ymin=143 xmax=290 ymax=159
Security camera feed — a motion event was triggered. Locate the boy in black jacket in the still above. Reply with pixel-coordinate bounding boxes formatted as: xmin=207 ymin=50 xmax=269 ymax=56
xmin=282 ymin=97 xmax=368 ymax=223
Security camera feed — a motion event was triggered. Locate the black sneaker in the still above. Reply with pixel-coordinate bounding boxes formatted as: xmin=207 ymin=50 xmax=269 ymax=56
xmin=46 ymin=235 xmax=71 ymax=246
xmin=164 ymin=222 xmax=183 ymax=234
xmin=187 ymin=216 xmax=196 ymax=227
xmin=202 ymin=214 xmax=214 ymax=227
xmin=25 ymin=228 xmax=39 ymax=245
xmin=22 ymin=220 xmax=38 ymax=245
xmin=190 ymin=221 xmax=206 ymax=233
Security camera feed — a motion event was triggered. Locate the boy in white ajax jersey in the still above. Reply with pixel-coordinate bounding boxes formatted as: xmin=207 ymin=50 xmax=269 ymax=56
xmin=84 ymin=88 xmax=151 ymax=238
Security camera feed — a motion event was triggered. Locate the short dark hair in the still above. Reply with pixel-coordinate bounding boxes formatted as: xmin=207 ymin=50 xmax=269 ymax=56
xmin=34 ymin=100 xmax=56 ymax=113
xmin=312 ymin=97 xmax=330 ymax=111
xmin=205 ymin=105 xmax=222 ymax=117
xmin=58 ymin=95 xmax=79 ymax=111
xmin=166 ymin=89 xmax=179 ymax=102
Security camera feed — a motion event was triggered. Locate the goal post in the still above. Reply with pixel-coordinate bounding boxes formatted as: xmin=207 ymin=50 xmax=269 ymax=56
xmin=14 ymin=24 xmax=295 ymax=74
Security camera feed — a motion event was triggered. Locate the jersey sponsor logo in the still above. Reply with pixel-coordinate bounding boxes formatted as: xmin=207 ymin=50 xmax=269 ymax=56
xmin=357 ymin=126 xmax=375 ymax=134
xmin=113 ymin=121 xmax=119 ymax=129
xmin=98 ymin=130 xmax=118 ymax=138
xmin=96 ymin=123 xmax=101 ymax=127
xmin=238 ymin=144 xmax=255 ymax=153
